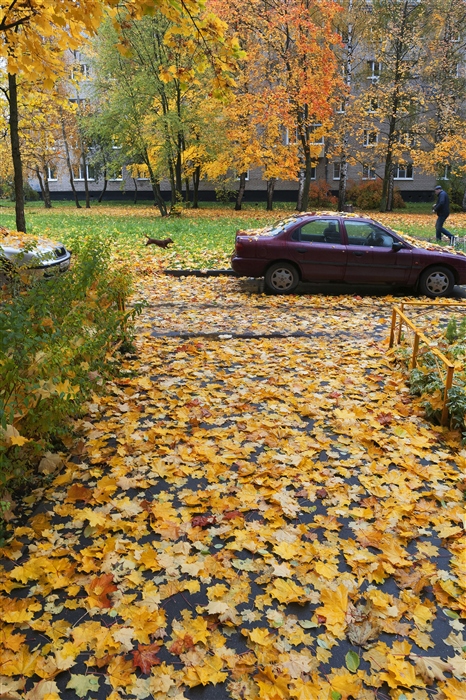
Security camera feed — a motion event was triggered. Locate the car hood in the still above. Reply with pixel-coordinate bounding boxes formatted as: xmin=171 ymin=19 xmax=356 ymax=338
xmin=0 ymin=233 xmax=67 ymax=264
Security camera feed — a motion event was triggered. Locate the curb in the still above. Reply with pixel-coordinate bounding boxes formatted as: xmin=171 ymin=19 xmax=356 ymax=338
xmin=163 ymin=269 xmax=241 ymax=278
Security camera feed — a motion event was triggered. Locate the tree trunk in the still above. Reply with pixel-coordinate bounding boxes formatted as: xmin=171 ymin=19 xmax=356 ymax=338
xmin=35 ymin=167 xmax=46 ymax=207
xmin=42 ymin=166 xmax=52 ymax=209
xmin=380 ymin=117 xmax=396 ymax=212
xmin=98 ymin=168 xmax=108 ymax=203
xmin=133 ymin=178 xmax=138 ymax=204
xmin=8 ymin=73 xmax=26 ymax=233
xmin=185 ymin=177 xmax=190 ymax=205
xmin=61 ymin=115 xmax=81 ymax=209
xmin=235 ymin=172 xmax=247 ymax=210
xmin=462 ymin=188 xmax=466 ymax=212
xmin=296 ymin=169 xmax=305 ymax=211
xmin=36 ymin=166 xmax=52 ymax=208
xmin=266 ymin=178 xmax=275 ymax=211
xmin=81 ymin=150 xmax=91 ymax=209
xmin=192 ymin=166 xmax=200 ymax=209
xmin=151 ymin=180 xmax=167 ymax=216
xmin=338 ymin=155 xmax=348 ymax=211
xmin=300 ymin=147 xmax=313 ymax=212
xmin=338 ymin=2 xmax=354 ymax=212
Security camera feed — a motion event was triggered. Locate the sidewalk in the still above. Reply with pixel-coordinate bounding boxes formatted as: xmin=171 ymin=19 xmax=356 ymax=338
xmin=0 ymin=277 xmax=465 ymax=700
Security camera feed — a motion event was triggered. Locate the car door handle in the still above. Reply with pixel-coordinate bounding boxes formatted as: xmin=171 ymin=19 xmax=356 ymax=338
xmin=296 ymin=248 xmax=306 ymax=253
xmin=352 ymin=251 xmax=365 ymax=256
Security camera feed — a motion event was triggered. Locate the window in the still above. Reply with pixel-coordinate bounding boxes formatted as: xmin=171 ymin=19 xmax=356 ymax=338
xmin=310 ymin=166 xmax=316 ymax=179
xmin=363 ymin=130 xmax=378 ymax=147
xmin=136 ymin=169 xmax=150 ymax=181
xmin=362 ymin=165 xmax=376 ymax=180
xmin=346 ymin=221 xmax=396 ymax=247
xmin=333 ymin=163 xmax=341 ymax=180
xmin=108 ymin=168 xmax=123 ymax=182
xmin=336 ymin=100 xmax=346 ymax=114
xmin=441 ymin=165 xmax=451 ymax=180
xmin=291 ymin=219 xmax=341 ymax=244
xmin=73 ymin=164 xmax=95 ymax=181
xmin=47 ymin=165 xmax=57 ymax=181
xmin=367 ymin=61 xmax=381 ymax=81
xmin=396 ymin=131 xmax=415 ymax=148
xmin=310 ymin=124 xmax=324 ymax=145
xmin=236 ymin=171 xmax=250 ymax=181
xmin=394 ymin=164 xmax=413 ymax=180
xmin=368 ymin=97 xmax=379 ymax=113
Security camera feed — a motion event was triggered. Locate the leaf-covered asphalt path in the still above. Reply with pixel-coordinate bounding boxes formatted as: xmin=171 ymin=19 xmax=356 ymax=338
xmin=1 ymin=277 xmax=466 ymax=700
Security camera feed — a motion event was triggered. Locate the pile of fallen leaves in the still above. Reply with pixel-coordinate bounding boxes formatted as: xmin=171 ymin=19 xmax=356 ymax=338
xmin=1 ymin=276 xmax=465 ymax=700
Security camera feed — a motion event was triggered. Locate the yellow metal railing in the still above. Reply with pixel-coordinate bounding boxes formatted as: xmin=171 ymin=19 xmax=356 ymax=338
xmin=388 ymin=305 xmax=455 ymax=425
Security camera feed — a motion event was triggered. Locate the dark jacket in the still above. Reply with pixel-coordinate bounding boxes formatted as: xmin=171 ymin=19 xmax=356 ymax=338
xmin=434 ymin=189 xmax=450 ymax=217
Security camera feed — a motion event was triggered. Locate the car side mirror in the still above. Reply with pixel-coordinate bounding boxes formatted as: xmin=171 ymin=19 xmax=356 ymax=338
xmin=392 ymin=241 xmax=403 ymax=252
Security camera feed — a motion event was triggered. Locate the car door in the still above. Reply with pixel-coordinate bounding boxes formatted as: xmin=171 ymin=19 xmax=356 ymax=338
xmin=287 ymin=218 xmax=347 ymax=282
xmin=343 ymin=220 xmax=413 ymax=284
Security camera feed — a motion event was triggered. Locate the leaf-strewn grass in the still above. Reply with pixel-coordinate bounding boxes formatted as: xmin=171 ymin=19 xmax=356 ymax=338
xmin=2 ymin=201 xmax=466 ymax=271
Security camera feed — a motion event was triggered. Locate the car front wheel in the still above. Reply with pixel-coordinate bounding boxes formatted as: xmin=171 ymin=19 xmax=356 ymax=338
xmin=265 ymin=262 xmax=299 ymax=294
xmin=419 ymin=266 xmax=454 ymax=298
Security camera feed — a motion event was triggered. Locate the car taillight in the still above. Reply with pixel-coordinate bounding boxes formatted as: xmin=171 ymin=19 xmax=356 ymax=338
xmin=236 ymin=239 xmax=245 ymax=254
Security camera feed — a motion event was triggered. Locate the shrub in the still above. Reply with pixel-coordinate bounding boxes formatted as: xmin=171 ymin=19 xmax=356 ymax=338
xmin=0 ymin=233 xmax=139 ymax=524
xmin=308 ymin=180 xmax=337 ymax=208
xmin=346 ymin=180 xmax=405 ymax=209
xmin=0 ymin=179 xmax=39 ymax=201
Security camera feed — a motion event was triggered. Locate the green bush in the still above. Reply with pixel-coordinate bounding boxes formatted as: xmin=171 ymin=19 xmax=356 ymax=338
xmin=408 ymin=316 xmax=466 ymax=436
xmin=0 ymin=233 xmax=139 ymax=517
xmin=346 ymin=180 xmax=405 ymax=210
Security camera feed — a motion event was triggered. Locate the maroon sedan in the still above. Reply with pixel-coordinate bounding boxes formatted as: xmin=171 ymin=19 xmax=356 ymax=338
xmin=231 ymin=214 xmax=466 ymax=297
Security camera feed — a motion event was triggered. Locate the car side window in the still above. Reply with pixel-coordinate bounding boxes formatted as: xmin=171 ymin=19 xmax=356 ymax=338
xmin=345 ymin=221 xmax=395 ymax=247
xmin=293 ymin=219 xmax=341 ymax=244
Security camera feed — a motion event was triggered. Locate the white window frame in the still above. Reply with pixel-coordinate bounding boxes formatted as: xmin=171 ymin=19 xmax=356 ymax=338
xmin=310 ymin=166 xmax=316 ymax=180
xmin=236 ymin=171 xmax=250 ymax=181
xmin=336 ymin=100 xmax=346 ymax=114
xmin=73 ymin=164 xmax=95 ymax=181
xmin=367 ymin=60 xmax=381 ymax=81
xmin=394 ymin=164 xmax=413 ymax=180
xmin=362 ymin=165 xmax=376 ymax=180
xmin=333 ymin=163 xmax=341 ymax=180
xmin=310 ymin=123 xmax=324 ymax=145
xmin=363 ymin=130 xmax=378 ymax=147
xmin=47 ymin=165 xmax=57 ymax=182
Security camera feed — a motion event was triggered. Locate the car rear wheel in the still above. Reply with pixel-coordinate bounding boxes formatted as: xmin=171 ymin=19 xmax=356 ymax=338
xmin=265 ymin=262 xmax=299 ymax=294
xmin=419 ymin=266 xmax=454 ymax=298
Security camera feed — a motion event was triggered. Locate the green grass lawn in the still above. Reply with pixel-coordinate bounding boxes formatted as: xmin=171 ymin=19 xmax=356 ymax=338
xmin=1 ymin=200 xmax=466 ymax=270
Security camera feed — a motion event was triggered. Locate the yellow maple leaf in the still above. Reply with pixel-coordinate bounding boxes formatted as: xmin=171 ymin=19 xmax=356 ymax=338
xmin=247 ymin=627 xmax=275 ymax=646
xmin=268 ymin=578 xmax=308 ymax=604
xmin=316 ymin=584 xmax=349 ymax=636
xmin=183 ymin=655 xmax=227 ymax=687
xmin=330 ymin=670 xmax=363 ymax=698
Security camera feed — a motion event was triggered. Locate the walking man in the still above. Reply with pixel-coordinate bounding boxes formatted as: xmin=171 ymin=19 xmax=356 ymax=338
xmin=433 ymin=185 xmax=455 ymax=244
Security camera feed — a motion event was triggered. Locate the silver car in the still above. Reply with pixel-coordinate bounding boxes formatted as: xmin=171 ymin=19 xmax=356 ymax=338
xmin=0 ymin=233 xmax=71 ymax=282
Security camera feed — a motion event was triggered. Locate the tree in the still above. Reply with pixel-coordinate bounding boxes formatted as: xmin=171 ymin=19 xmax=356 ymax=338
xmin=213 ymin=0 xmax=343 ymax=212
xmin=362 ymin=0 xmax=432 ymax=211
xmin=1 ymin=0 xmax=242 ymax=228
xmin=412 ymin=0 xmax=466 ymax=198
xmin=328 ymin=0 xmax=373 ymax=211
